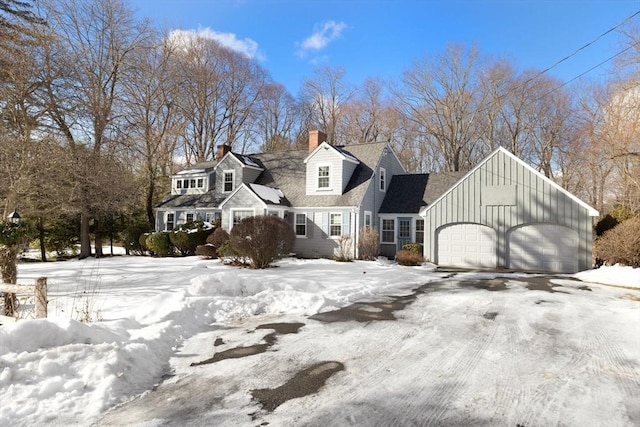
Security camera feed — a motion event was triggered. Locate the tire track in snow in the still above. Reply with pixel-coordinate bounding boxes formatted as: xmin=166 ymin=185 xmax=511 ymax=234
xmin=514 ymin=317 xmax=601 ymax=427
xmin=591 ymin=324 xmax=640 ymax=395
xmin=363 ymin=293 xmax=507 ymax=427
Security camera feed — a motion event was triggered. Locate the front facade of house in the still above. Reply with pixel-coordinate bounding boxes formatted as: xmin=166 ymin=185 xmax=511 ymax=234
xmin=156 ymin=131 xmax=406 ymax=259
xmin=156 ymin=135 xmax=598 ymax=273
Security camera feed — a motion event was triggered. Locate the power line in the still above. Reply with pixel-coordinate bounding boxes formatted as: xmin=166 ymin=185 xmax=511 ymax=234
xmin=522 ymin=9 xmax=640 ymax=87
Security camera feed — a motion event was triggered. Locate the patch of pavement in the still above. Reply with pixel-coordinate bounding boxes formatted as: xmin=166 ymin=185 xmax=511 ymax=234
xmin=251 ymin=361 xmax=345 ymax=413
xmin=190 ymin=322 xmax=305 ymax=366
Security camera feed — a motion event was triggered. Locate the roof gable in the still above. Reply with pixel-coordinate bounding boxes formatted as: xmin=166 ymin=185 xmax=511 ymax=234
xmin=421 ymin=147 xmax=599 ymax=217
xmin=304 ymin=142 xmax=360 ymax=165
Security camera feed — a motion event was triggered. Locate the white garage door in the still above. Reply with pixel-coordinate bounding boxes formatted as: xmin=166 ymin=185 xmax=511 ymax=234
xmin=508 ymin=224 xmax=579 ymax=273
xmin=437 ymin=224 xmax=497 ymax=268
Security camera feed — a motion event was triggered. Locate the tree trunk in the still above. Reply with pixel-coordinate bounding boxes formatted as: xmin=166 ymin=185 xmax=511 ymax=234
xmin=146 ymin=175 xmax=155 ymax=229
xmin=94 ymin=218 xmax=103 ymax=258
xmin=79 ymin=212 xmax=92 ymax=259
xmin=1 ymin=248 xmax=18 ymax=316
xmin=38 ymin=216 xmax=47 ymax=262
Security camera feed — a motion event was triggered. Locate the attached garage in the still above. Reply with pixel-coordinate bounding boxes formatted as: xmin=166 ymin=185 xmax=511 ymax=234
xmin=508 ymin=224 xmax=579 ymax=273
xmin=420 ymin=147 xmax=599 ymax=273
xmin=437 ymin=224 xmax=496 ymax=268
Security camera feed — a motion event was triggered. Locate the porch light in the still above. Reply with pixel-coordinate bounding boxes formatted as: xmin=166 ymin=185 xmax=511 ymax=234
xmin=7 ymin=210 xmax=20 ymax=224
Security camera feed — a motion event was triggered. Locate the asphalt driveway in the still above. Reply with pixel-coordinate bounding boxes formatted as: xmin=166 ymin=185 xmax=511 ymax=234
xmin=97 ymin=273 xmax=640 ymax=427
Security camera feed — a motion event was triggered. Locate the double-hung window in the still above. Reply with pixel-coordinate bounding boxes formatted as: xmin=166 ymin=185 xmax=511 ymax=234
xmin=318 ymin=166 xmax=330 ymax=189
xmin=381 ymin=219 xmax=394 ymax=243
xmin=295 ymin=213 xmax=307 ymax=237
xmin=232 ymin=210 xmax=253 ymax=227
xmin=379 ymin=167 xmax=386 ymax=192
xmin=330 ymin=213 xmax=342 ymax=237
xmin=176 ymin=180 xmax=182 ymax=189
xmin=166 ymin=213 xmax=175 ymax=231
xmin=186 ymin=213 xmax=194 ymax=222
xmin=223 ymin=171 xmax=234 ymax=192
xmin=416 ymin=219 xmax=424 ymax=244
xmin=197 ymin=178 xmax=204 ymax=188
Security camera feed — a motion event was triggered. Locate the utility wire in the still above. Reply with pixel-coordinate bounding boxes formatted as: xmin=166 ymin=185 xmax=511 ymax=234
xmin=521 ymin=9 xmax=640 ymax=87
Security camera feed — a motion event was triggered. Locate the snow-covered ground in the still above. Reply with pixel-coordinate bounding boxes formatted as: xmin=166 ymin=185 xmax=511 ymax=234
xmin=0 ymin=253 xmax=638 ymax=426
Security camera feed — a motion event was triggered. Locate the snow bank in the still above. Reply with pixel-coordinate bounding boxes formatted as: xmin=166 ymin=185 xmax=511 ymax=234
xmin=575 ymin=264 xmax=640 ymax=288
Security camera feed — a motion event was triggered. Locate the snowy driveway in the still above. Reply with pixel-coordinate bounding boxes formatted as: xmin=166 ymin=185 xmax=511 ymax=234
xmin=97 ymin=273 xmax=640 ymax=427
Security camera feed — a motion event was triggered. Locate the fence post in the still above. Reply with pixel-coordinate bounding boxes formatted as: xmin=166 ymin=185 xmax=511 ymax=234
xmin=35 ymin=277 xmax=47 ymax=318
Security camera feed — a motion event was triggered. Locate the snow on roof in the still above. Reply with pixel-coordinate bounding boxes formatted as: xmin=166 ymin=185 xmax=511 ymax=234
xmin=249 ymin=183 xmax=284 ymax=204
xmin=240 ymin=155 xmax=261 ymax=168
xmin=176 ymin=168 xmax=205 ymax=175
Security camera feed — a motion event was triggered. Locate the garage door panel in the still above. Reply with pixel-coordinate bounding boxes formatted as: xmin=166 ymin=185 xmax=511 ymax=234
xmin=508 ymin=224 xmax=578 ymax=273
xmin=437 ymin=224 xmax=496 ymax=269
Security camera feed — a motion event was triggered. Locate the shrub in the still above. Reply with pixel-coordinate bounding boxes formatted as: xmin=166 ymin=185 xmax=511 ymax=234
xmin=594 ymin=217 xmax=640 ymax=267
xmin=170 ymin=221 xmax=212 ymax=256
xmin=402 ymin=243 xmax=422 ymax=253
xmin=121 ymin=217 xmax=152 ymax=255
xmin=195 ymin=244 xmax=218 ymax=259
xmin=334 ymin=235 xmax=354 ymax=262
xmin=207 ymin=227 xmax=230 ymax=247
xmin=230 ymin=215 xmax=295 ymax=268
xmin=146 ymin=231 xmax=173 ymax=257
xmin=139 ymin=233 xmax=150 ymax=253
xmin=358 ymin=227 xmax=379 ymax=260
xmin=396 ymin=249 xmax=424 ymax=266
xmin=43 ymin=215 xmax=79 ymax=256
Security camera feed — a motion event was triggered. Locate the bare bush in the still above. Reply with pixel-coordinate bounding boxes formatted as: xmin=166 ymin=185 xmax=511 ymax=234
xmin=358 ymin=227 xmax=379 ymax=260
xmin=230 ymin=216 xmax=295 ymax=268
xmin=396 ymin=249 xmax=424 ymax=266
xmin=334 ymin=235 xmax=354 ymax=262
xmin=195 ymin=244 xmax=218 ymax=259
xmin=595 ymin=217 xmax=640 ymax=267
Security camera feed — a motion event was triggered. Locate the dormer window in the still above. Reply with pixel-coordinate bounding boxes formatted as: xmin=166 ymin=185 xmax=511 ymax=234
xmin=223 ymin=170 xmax=234 ymax=192
xmin=176 ymin=180 xmax=182 ymax=189
xmin=379 ymin=167 xmax=386 ymax=192
xmin=318 ymin=165 xmax=330 ymax=189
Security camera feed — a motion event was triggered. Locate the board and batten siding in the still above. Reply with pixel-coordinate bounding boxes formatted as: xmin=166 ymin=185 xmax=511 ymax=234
xmin=422 ymin=148 xmax=596 ymax=271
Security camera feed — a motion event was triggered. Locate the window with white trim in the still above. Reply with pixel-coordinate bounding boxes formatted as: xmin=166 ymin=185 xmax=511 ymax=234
xmin=379 ymin=167 xmax=386 ymax=192
xmin=364 ymin=211 xmax=372 ymax=229
xmin=381 ymin=219 xmax=394 ymax=243
xmin=232 ymin=210 xmax=253 ymax=227
xmin=176 ymin=180 xmax=182 ymax=189
xmin=186 ymin=213 xmax=194 ymax=222
xmin=295 ymin=213 xmax=307 ymax=237
xmin=197 ymin=178 xmax=204 ymax=188
xmin=166 ymin=213 xmax=175 ymax=230
xmin=190 ymin=179 xmax=196 ymax=188
xmin=223 ymin=171 xmax=234 ymax=192
xmin=416 ymin=219 xmax=424 ymax=244
xmin=330 ymin=213 xmax=342 ymax=237
xmin=318 ymin=165 xmax=330 ymax=189
xmin=183 ymin=179 xmax=189 ymax=189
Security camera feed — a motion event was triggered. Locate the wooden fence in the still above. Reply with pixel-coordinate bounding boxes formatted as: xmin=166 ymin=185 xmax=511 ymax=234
xmin=0 ymin=277 xmax=47 ymax=321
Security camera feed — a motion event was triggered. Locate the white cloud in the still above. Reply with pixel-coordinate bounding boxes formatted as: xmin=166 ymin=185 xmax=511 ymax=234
xmin=168 ymin=27 xmax=264 ymax=60
xmin=298 ymin=20 xmax=347 ymax=55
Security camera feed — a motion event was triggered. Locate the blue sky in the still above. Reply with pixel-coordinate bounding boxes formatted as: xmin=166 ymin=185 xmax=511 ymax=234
xmin=129 ymin=0 xmax=640 ymax=94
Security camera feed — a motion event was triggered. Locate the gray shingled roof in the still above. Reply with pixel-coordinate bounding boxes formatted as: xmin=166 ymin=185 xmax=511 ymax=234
xmin=379 ymin=171 xmax=464 ymax=214
xmin=253 ymin=142 xmax=387 ymax=207
xmin=156 ymin=191 xmax=227 ymax=209
xmin=157 ymin=142 xmax=388 ymax=210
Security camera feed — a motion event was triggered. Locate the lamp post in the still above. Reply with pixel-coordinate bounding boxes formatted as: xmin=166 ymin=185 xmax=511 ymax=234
xmin=7 ymin=210 xmax=20 ymax=224
xmin=1 ymin=209 xmax=33 ymax=316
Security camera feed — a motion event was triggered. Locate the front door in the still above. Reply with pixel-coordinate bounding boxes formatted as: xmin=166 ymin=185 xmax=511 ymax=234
xmin=398 ymin=217 xmax=411 ymax=251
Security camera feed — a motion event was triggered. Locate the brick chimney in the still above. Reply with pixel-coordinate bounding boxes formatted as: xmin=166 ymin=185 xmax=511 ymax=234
xmin=216 ymin=144 xmax=231 ymax=159
xmin=309 ymin=130 xmax=327 ymax=153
